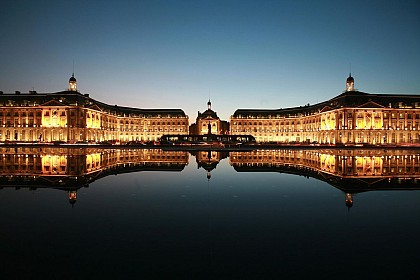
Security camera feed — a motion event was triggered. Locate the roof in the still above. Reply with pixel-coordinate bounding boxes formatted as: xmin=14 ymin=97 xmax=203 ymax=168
xmin=0 ymin=91 xmax=187 ymax=118
xmin=232 ymin=91 xmax=420 ymax=118
xmin=197 ymin=109 xmax=219 ymax=120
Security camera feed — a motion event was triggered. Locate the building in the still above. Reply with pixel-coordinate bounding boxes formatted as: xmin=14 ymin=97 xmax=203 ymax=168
xmin=189 ymin=100 xmax=229 ymax=135
xmin=230 ymin=75 xmax=420 ymax=144
xmin=0 ymin=75 xmax=189 ymax=143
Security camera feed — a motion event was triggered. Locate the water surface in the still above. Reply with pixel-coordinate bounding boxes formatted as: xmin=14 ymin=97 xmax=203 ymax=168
xmin=1 ymin=148 xmax=419 ymax=279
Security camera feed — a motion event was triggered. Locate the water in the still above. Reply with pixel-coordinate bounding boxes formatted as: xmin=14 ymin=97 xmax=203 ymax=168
xmin=1 ymin=147 xmax=420 ymax=279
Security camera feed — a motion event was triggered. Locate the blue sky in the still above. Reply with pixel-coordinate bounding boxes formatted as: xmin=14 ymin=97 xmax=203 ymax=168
xmin=1 ymin=0 xmax=419 ymax=121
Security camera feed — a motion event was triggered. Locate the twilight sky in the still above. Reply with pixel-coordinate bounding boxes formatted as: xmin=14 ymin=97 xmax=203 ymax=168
xmin=1 ymin=0 xmax=419 ymax=121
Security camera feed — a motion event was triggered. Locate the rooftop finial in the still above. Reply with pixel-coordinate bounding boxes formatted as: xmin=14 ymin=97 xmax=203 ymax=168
xmin=349 ymin=62 xmax=352 ymax=77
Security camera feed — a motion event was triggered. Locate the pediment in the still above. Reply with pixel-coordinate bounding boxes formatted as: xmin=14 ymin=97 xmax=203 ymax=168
xmin=357 ymin=101 xmax=385 ymax=109
xmin=41 ymin=99 xmax=65 ymax=106
xmin=88 ymin=104 xmax=103 ymax=112
xmin=320 ymin=106 xmax=333 ymax=113
xmin=357 ymin=178 xmax=387 ymax=186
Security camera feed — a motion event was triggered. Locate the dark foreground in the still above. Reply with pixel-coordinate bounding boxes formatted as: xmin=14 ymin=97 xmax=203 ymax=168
xmin=0 ymin=147 xmax=419 ymax=279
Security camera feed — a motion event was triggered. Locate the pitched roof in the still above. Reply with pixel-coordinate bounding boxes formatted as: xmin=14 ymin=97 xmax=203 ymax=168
xmin=232 ymin=91 xmax=420 ymax=118
xmin=0 ymin=91 xmax=187 ymax=118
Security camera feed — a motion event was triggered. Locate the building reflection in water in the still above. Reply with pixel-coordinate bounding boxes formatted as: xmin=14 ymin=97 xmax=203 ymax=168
xmin=0 ymin=147 xmax=419 ymax=208
xmin=0 ymin=147 xmax=189 ymax=206
xmin=230 ymin=149 xmax=420 ymax=209
xmin=191 ymin=150 xmax=229 ymax=180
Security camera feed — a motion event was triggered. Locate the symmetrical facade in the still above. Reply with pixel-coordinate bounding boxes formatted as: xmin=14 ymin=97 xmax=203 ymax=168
xmin=230 ymin=75 xmax=420 ymax=144
xmin=1 ymin=74 xmax=419 ymax=145
xmin=0 ymin=75 xmax=189 ymax=143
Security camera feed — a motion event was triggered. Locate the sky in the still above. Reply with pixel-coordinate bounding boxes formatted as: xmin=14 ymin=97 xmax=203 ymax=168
xmin=1 ymin=0 xmax=419 ymax=122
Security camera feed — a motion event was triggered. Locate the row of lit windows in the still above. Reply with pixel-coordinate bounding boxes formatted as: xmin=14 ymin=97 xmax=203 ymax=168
xmin=232 ymin=110 xmax=420 ymax=123
xmin=233 ymin=108 xmax=420 ymax=120
xmin=0 ymin=106 xmax=187 ymax=123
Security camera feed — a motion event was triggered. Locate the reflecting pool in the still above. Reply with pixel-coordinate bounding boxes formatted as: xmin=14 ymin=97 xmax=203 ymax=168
xmin=1 ymin=147 xmax=420 ymax=279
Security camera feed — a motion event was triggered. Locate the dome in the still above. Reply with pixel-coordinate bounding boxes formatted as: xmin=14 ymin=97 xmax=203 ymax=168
xmin=68 ymin=191 xmax=77 ymax=207
xmin=68 ymin=73 xmax=77 ymax=91
xmin=345 ymin=74 xmax=355 ymax=92
xmin=201 ymin=109 xmax=218 ymax=119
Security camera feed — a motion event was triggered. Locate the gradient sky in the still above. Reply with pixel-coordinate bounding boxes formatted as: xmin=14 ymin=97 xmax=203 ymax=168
xmin=1 ymin=0 xmax=419 ymax=121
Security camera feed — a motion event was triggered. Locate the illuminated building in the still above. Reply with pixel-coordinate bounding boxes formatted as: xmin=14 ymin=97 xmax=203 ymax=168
xmin=0 ymin=74 xmax=189 ymax=143
xmin=230 ymin=75 xmax=420 ymax=144
xmin=189 ymin=100 xmax=229 ymax=135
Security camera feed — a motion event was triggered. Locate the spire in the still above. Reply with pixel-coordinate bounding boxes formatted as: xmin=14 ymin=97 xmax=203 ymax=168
xmin=207 ymin=99 xmax=212 ymax=110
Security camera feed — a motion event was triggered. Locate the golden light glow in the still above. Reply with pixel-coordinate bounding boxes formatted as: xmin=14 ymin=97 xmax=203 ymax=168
xmin=41 ymin=154 xmax=66 ymax=174
xmin=230 ymin=150 xmax=417 ymax=179
xmin=86 ymin=110 xmax=101 ymax=129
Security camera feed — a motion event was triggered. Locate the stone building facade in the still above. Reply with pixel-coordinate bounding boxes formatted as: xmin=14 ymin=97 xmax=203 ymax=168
xmin=0 ymin=75 xmax=189 ymax=143
xmin=230 ymin=75 xmax=420 ymax=144
xmin=189 ymin=100 xmax=229 ymax=135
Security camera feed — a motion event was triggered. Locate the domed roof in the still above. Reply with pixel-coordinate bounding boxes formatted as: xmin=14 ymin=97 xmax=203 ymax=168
xmin=200 ymin=109 xmax=219 ymax=119
xmin=69 ymin=74 xmax=76 ymax=82
xmin=196 ymin=99 xmax=219 ymax=120
xmin=346 ymin=74 xmax=354 ymax=82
